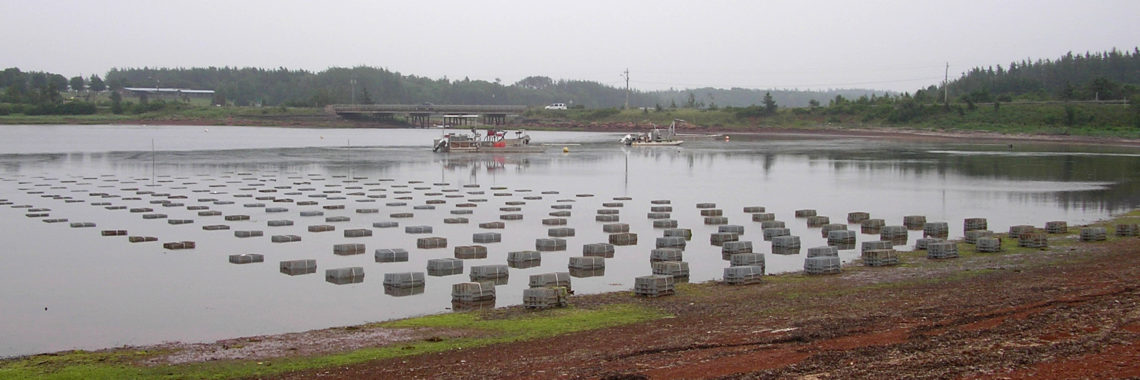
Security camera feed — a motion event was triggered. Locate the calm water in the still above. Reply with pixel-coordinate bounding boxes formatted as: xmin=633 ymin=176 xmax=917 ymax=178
xmin=1 ymin=124 xmax=1138 ymax=357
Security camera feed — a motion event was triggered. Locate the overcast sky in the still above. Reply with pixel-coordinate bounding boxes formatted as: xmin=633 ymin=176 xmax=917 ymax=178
xmin=2 ymin=0 xmax=1137 ymax=92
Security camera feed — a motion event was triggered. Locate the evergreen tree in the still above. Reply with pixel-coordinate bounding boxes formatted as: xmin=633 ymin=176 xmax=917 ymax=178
xmin=762 ymin=92 xmax=777 ymax=115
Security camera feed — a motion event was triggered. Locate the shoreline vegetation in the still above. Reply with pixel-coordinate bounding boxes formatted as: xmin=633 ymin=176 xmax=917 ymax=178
xmin=2 ymin=208 xmax=1139 ymax=378
xmin=1 ymin=101 xmax=1139 ymax=146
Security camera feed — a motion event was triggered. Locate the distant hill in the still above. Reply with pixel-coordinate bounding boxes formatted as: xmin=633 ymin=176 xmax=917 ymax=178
xmin=100 ymin=67 xmax=884 ymax=109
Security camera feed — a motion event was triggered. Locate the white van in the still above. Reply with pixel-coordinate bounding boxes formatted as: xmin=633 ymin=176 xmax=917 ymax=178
xmin=544 ymin=103 xmax=567 ymax=110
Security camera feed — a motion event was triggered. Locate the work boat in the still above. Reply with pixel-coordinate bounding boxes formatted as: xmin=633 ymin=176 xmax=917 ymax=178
xmin=620 ymin=119 xmax=685 ymax=146
xmin=433 ymin=128 xmax=542 ymax=153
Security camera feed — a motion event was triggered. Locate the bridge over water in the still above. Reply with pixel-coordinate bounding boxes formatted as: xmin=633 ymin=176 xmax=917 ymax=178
xmin=326 ymin=104 xmax=528 ymax=127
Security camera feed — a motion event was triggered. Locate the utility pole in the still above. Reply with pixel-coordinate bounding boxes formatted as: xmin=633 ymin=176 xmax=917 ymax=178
xmin=350 ymin=79 xmax=357 ymax=104
xmin=943 ymin=62 xmax=949 ymax=108
xmin=622 ymin=68 xmax=630 ymax=110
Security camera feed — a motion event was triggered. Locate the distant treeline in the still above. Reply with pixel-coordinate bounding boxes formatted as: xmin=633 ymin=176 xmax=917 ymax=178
xmin=1 ymin=47 xmax=1138 ymax=119
xmin=934 ymin=48 xmax=1140 ymax=103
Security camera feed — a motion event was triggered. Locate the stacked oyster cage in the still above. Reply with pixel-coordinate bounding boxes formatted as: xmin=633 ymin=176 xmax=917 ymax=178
xmin=634 ymin=275 xmax=676 ymax=297
xmin=963 ymin=218 xmax=988 ymax=233
xmin=1080 ymin=227 xmax=1107 ymax=242
xmin=723 ymin=265 xmax=764 ymax=285
xmin=523 ymin=287 xmax=568 ymax=309
xmin=804 ymin=246 xmax=840 ymax=275
xmin=1045 ymin=221 xmax=1068 ymax=234
xmin=927 ymin=241 xmax=959 ymax=259
xmin=862 ymin=248 xmax=899 ymax=267
xmin=1018 ymin=229 xmax=1048 ymax=248
xmin=976 ymin=236 xmax=1002 ymax=252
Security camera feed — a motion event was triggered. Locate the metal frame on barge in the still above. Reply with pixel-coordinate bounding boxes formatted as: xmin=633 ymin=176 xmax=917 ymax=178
xmin=433 ymin=128 xmax=543 ymax=153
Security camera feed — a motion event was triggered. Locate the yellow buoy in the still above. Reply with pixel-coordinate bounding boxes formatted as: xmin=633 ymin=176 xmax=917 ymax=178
xmin=562 ymin=147 xmax=569 ymax=153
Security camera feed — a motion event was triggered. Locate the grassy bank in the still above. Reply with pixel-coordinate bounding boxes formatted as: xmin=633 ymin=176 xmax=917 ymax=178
xmin=0 ymin=304 xmax=666 ymax=379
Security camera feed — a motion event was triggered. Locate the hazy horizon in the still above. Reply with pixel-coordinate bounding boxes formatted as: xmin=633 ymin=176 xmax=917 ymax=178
xmin=2 ymin=0 xmax=1138 ymax=93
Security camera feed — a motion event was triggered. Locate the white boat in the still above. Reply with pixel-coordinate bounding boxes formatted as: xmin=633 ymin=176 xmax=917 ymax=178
xmin=620 ymin=119 xmax=685 ymax=146
xmin=433 ymin=128 xmax=543 ymax=153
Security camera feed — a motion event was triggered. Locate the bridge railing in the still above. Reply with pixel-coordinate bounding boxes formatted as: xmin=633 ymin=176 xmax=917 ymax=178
xmin=328 ymin=104 xmax=528 ymax=113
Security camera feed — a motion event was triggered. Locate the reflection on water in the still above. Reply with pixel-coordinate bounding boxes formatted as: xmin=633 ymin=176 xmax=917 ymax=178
xmin=1 ymin=125 xmax=1139 ymax=358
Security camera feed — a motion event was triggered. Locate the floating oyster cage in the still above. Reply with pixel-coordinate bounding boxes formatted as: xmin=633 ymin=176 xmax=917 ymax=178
xmin=470 ymin=265 xmax=509 ymax=280
xmin=228 ymin=253 xmax=264 ymax=264
xmin=569 ymin=256 xmax=605 ymax=270
xmin=652 ymin=261 xmax=689 ymax=278
xmin=427 ymin=258 xmax=464 ymax=276
xmin=663 ymin=228 xmax=692 ymax=240
xmin=452 ymin=281 xmax=496 ymax=303
xmin=710 ymin=232 xmax=739 ymax=246
xmin=847 ymin=212 xmax=870 ymax=224
xmin=609 ymin=232 xmax=638 ymax=246
xmin=923 ymin=222 xmax=949 ymax=239
xmin=861 ymin=249 xmax=899 ymax=267
xmin=569 ymin=267 xmax=605 ymax=278
xmin=650 ymin=248 xmax=683 ymax=262
xmin=760 ymin=220 xmax=785 ymax=229
xmin=507 ymin=250 xmax=542 ymax=265
xmin=603 ymin=223 xmax=630 ymax=233
xmin=384 ymin=284 xmax=425 ymax=297
xmin=827 ymin=230 xmax=857 ymax=245
xmin=656 ymin=236 xmax=687 ymax=249
xmin=529 ymin=272 xmax=572 ymax=293
xmin=763 ymin=227 xmax=790 ymax=241
xmin=548 ymin=227 xmax=575 ymax=237
xmin=729 ymin=253 xmax=765 ymax=270
xmin=417 ymin=236 xmax=448 ymax=249
xmin=794 ymin=209 xmax=817 ymax=217
xmin=721 ymin=240 xmax=753 ymax=259
xmin=583 ymin=243 xmax=615 ymax=258
xmin=326 ymin=267 xmax=364 ymax=285
xmin=536 ymin=238 xmax=567 ymax=251
xmin=772 ymin=235 xmax=801 ymax=249
xmin=383 ymin=272 xmax=425 ymax=288
xmin=724 ymin=265 xmax=764 ymax=285
xmin=375 ymin=248 xmax=409 ymax=263
xmin=454 ymin=245 xmax=488 ymax=259
xmin=634 ymin=274 xmax=675 ymax=297
xmin=752 ymin=213 xmax=775 ymax=222
xmin=820 ymin=224 xmax=847 ymax=238
xmin=902 ymin=215 xmax=926 ymax=230
xmin=806 ymin=215 xmax=830 ymax=227
xmin=861 ymin=240 xmax=893 ymax=251
xmin=806 ymin=245 xmax=838 ymax=258
xmin=333 ymin=243 xmax=366 ymax=256
xmin=861 ymin=219 xmax=885 ymax=234
xmin=963 ymin=217 xmax=988 ymax=233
